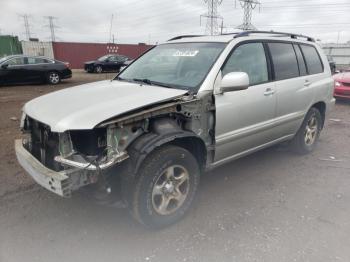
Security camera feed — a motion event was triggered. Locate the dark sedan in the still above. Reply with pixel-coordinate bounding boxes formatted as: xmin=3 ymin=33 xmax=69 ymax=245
xmin=0 ymin=55 xmax=72 ymax=85
xmin=84 ymin=54 xmax=131 ymax=73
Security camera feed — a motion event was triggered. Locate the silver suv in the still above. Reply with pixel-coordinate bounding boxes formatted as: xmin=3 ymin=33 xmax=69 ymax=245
xmin=15 ymin=31 xmax=335 ymax=228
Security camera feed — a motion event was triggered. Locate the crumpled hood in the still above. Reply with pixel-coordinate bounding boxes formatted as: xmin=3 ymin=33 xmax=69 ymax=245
xmin=23 ymin=80 xmax=188 ymax=132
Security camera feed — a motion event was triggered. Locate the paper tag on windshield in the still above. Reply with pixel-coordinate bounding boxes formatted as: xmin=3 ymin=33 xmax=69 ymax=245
xmin=173 ymin=50 xmax=199 ymax=57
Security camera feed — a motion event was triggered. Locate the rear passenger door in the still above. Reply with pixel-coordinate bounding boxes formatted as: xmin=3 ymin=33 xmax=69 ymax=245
xmin=214 ymin=42 xmax=277 ymax=163
xmin=267 ymin=42 xmax=313 ymax=137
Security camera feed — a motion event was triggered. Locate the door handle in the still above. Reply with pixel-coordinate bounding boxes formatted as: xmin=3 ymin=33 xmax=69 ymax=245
xmin=264 ymin=88 xmax=275 ymax=96
xmin=304 ymin=80 xmax=311 ymax=87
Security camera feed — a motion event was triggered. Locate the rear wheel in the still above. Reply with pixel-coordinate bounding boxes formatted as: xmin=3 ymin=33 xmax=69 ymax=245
xmin=125 ymin=145 xmax=200 ymax=229
xmin=291 ymin=107 xmax=322 ymax=154
xmin=47 ymin=71 xmax=61 ymax=85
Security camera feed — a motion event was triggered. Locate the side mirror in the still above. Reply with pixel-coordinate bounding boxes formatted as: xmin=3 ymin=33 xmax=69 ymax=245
xmin=220 ymin=72 xmax=249 ymax=93
xmin=1 ymin=64 xmax=9 ymax=69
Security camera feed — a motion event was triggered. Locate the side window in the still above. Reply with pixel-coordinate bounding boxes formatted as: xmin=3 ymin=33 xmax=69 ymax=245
xmin=293 ymin=44 xmax=307 ymax=76
xmin=28 ymin=58 xmax=51 ymax=64
xmin=7 ymin=57 xmax=25 ymax=66
xmin=222 ymin=43 xmax=268 ymax=86
xmin=268 ymin=42 xmax=299 ymax=80
xmin=300 ymin=44 xmax=323 ymax=74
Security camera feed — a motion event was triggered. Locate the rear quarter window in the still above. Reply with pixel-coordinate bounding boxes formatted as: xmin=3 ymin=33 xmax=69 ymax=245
xmin=268 ymin=42 xmax=299 ymax=81
xmin=300 ymin=44 xmax=323 ymax=74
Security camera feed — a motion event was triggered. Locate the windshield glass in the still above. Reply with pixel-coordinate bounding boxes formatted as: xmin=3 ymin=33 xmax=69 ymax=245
xmin=117 ymin=42 xmax=226 ymax=92
xmin=98 ymin=55 xmax=110 ymax=61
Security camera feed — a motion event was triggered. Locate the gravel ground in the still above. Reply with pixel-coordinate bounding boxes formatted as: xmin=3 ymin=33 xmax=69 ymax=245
xmin=1 ymin=72 xmax=350 ymax=262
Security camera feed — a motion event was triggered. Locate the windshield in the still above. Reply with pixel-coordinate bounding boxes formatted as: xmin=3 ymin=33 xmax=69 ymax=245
xmin=98 ymin=55 xmax=110 ymax=61
xmin=117 ymin=42 xmax=226 ymax=92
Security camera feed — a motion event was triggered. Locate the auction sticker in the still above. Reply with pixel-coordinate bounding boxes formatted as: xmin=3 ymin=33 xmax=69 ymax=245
xmin=173 ymin=50 xmax=199 ymax=57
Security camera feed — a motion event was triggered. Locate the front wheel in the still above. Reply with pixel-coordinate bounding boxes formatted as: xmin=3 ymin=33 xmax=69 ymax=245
xmin=126 ymin=145 xmax=200 ymax=229
xmin=291 ymin=107 xmax=322 ymax=154
xmin=47 ymin=71 xmax=61 ymax=85
xmin=95 ymin=65 xmax=103 ymax=73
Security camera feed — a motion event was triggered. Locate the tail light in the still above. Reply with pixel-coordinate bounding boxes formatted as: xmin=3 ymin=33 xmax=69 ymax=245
xmin=64 ymin=62 xmax=70 ymax=69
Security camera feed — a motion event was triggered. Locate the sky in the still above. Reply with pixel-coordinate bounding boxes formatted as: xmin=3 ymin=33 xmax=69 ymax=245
xmin=0 ymin=0 xmax=349 ymax=44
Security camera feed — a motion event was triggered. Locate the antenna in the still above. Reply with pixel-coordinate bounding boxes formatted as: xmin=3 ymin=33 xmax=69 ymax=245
xmin=200 ymin=0 xmax=223 ymax=35
xmin=235 ymin=0 xmax=261 ymax=30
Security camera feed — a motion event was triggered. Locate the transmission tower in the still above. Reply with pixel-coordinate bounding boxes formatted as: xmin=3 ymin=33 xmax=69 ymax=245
xmin=235 ymin=0 xmax=261 ymax=30
xmin=200 ymin=0 xmax=223 ymax=35
xmin=45 ymin=16 xmax=58 ymax=42
xmin=20 ymin=14 xmax=32 ymax=40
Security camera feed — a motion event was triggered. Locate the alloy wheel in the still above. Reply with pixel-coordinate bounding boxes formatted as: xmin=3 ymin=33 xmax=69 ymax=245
xmin=151 ymin=165 xmax=190 ymax=216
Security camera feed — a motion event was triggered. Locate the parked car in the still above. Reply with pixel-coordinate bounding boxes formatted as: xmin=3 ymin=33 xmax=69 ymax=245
xmin=84 ymin=54 xmax=131 ymax=73
xmin=15 ymin=31 xmax=335 ymax=228
xmin=333 ymin=72 xmax=350 ymax=100
xmin=0 ymin=55 xmax=72 ymax=85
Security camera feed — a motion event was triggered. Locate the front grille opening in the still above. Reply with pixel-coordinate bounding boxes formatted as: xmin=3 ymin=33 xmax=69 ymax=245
xmin=26 ymin=117 xmax=61 ymax=171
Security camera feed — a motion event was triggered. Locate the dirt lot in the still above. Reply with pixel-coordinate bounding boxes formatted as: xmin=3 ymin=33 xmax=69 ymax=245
xmin=1 ymin=71 xmax=350 ymax=262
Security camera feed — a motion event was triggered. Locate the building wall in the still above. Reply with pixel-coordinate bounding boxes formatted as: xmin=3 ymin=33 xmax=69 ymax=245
xmin=21 ymin=41 xmax=54 ymax=59
xmin=52 ymin=42 xmax=153 ymax=69
xmin=0 ymin=35 xmax=22 ymax=57
xmin=323 ymin=44 xmax=350 ymax=69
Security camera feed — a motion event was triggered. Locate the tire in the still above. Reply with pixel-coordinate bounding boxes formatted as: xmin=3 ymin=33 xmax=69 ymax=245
xmin=291 ymin=107 xmax=322 ymax=154
xmin=47 ymin=71 xmax=61 ymax=85
xmin=126 ymin=145 xmax=200 ymax=229
xmin=95 ymin=65 xmax=103 ymax=73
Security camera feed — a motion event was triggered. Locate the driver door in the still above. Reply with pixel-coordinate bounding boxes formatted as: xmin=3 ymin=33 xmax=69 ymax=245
xmin=214 ymin=42 xmax=277 ymax=163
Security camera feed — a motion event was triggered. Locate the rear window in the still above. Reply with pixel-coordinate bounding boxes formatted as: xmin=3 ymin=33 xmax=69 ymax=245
xmin=268 ymin=42 xmax=299 ymax=80
xmin=300 ymin=44 xmax=323 ymax=74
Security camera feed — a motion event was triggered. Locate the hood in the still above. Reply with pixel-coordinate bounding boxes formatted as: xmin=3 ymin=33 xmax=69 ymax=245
xmin=85 ymin=61 xmax=97 ymax=64
xmin=333 ymin=72 xmax=350 ymax=83
xmin=23 ymin=80 xmax=188 ymax=132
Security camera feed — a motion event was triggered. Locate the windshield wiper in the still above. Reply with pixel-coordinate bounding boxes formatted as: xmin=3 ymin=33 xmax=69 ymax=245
xmin=132 ymin=78 xmax=177 ymax=89
xmin=132 ymin=78 xmax=153 ymax=85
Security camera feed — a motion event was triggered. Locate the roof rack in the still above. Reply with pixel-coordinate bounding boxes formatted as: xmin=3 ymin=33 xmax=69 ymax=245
xmin=233 ymin=30 xmax=315 ymax=42
xmin=167 ymin=35 xmax=204 ymax=41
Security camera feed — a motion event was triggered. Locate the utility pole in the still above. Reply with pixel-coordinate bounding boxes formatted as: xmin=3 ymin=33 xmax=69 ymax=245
xmin=45 ymin=16 xmax=58 ymax=42
xmin=235 ymin=0 xmax=261 ymax=30
xmin=200 ymin=0 xmax=223 ymax=35
xmin=20 ymin=14 xmax=31 ymax=40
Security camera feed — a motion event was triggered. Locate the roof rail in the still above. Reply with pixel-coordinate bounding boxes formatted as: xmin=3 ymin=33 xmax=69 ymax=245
xmin=233 ymin=30 xmax=315 ymax=42
xmin=167 ymin=35 xmax=204 ymax=41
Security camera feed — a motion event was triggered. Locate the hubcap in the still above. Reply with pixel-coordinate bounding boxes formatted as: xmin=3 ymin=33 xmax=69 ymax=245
xmin=49 ymin=73 xmax=59 ymax=84
xmin=151 ymin=165 xmax=190 ymax=215
xmin=304 ymin=114 xmax=318 ymax=146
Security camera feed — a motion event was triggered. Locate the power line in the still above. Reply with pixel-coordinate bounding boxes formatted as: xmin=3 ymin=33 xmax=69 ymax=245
xmin=200 ymin=0 xmax=223 ymax=35
xmin=45 ymin=16 xmax=58 ymax=42
xmin=235 ymin=0 xmax=261 ymax=30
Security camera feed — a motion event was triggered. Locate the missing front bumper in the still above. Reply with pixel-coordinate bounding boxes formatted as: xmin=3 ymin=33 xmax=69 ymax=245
xmin=15 ymin=139 xmax=72 ymax=197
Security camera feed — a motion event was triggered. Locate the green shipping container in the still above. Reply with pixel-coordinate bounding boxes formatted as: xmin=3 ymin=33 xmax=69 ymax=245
xmin=0 ymin=35 xmax=23 ymax=58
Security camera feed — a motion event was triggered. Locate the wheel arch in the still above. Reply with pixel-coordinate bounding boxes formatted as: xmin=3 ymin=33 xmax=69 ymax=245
xmin=125 ymin=118 xmax=207 ymax=177
xmin=310 ymin=101 xmax=326 ymax=128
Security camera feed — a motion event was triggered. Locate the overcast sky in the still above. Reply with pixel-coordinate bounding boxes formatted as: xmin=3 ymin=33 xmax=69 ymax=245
xmin=0 ymin=0 xmax=349 ymax=44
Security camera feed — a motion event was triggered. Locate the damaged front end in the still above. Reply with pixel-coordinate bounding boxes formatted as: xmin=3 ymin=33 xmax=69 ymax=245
xmin=17 ymin=115 xmax=142 ymax=197
xmin=16 ymin=91 xmax=214 ymax=198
